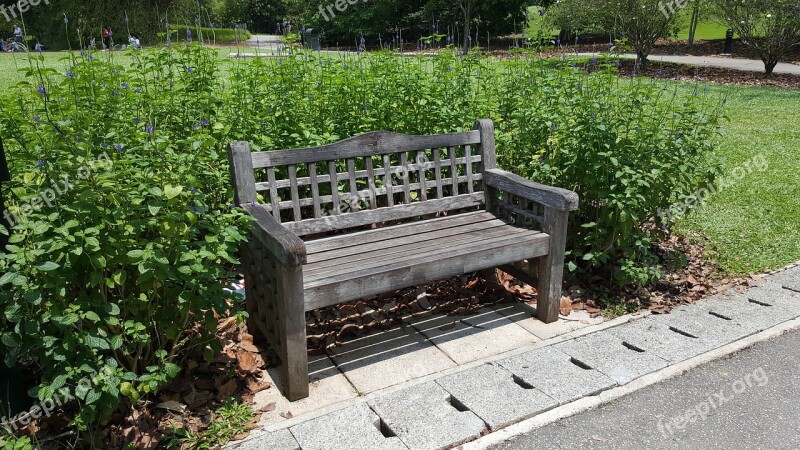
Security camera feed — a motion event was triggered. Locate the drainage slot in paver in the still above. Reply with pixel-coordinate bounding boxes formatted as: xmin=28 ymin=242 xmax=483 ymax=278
xmin=668 ymin=326 xmax=699 ymax=339
xmin=748 ymin=298 xmax=773 ymax=307
xmin=569 ymin=357 xmax=593 ymax=370
xmin=377 ymin=418 xmax=397 ymax=438
xmin=512 ymin=375 xmax=535 ymax=390
xmin=709 ymin=311 xmax=733 ymax=321
xmin=622 ymin=341 xmax=646 ymax=353
xmin=448 ymin=395 xmax=471 ymax=412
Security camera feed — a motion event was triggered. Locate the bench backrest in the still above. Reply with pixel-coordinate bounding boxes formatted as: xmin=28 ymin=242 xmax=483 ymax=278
xmin=229 ymin=120 xmax=497 ymax=237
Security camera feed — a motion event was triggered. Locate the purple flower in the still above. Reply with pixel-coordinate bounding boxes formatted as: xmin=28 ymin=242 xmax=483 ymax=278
xmin=551 ymin=124 xmax=557 ymax=130
xmin=135 ymin=87 xmax=141 ymax=94
xmin=190 ymin=186 xmax=197 ymax=192
xmin=165 ymin=22 xmax=170 ymax=29
xmin=33 ymin=115 xmax=40 ymax=122
xmin=37 ymin=159 xmax=44 ymax=166
xmin=122 ymin=82 xmax=129 ymax=89
xmin=200 ymin=119 xmax=209 ymax=126
xmin=166 ymin=38 xmax=172 ymax=46
xmin=66 ymin=71 xmax=74 ymax=78
xmin=591 ymin=114 xmax=597 ymax=120
xmin=187 ymin=30 xmax=192 ymax=38
xmin=146 ymin=125 xmax=155 ymax=134
xmin=188 ymin=67 xmax=194 ymax=73
xmin=556 ymin=39 xmax=561 ymax=45
xmin=722 ymin=98 xmax=728 ymax=104
xmin=64 ymin=17 xmax=69 ymax=24
xmin=115 ymin=144 xmax=123 ymax=152
xmin=632 ymin=70 xmax=637 ymax=77
xmin=37 ymin=86 xmax=46 ymax=95
xmin=614 ymin=61 xmax=621 ymax=68
xmin=539 ymin=9 xmax=545 ymax=16
xmin=657 ymin=69 xmax=664 ymax=76
xmin=124 ymin=17 xmax=129 ymax=23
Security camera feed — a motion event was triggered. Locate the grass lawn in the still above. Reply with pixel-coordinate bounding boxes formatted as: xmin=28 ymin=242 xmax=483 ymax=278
xmin=0 ymin=49 xmax=796 ymax=275
xmin=679 ymin=84 xmax=800 ymax=274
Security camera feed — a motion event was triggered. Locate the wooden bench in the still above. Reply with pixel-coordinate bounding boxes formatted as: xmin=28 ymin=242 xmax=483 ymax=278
xmin=228 ymin=120 xmax=579 ymax=400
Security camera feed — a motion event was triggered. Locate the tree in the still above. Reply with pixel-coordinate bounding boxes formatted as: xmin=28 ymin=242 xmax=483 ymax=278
xmin=611 ymin=0 xmax=680 ymax=67
xmin=711 ymin=0 xmax=800 ymax=75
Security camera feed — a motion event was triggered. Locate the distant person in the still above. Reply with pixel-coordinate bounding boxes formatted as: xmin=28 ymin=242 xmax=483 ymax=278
xmin=13 ymin=25 xmax=23 ymax=44
xmin=128 ymin=35 xmax=141 ymax=49
xmin=102 ymin=27 xmax=110 ymax=50
xmin=34 ymin=42 xmax=43 ymax=52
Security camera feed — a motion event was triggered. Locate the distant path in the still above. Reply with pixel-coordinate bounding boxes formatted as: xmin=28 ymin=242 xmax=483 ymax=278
xmin=245 ymin=34 xmax=282 ymax=51
xmin=619 ymin=53 xmax=800 ymax=75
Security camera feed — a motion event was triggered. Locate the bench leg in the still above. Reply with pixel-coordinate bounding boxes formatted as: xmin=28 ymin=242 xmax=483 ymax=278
xmin=276 ymin=264 xmax=310 ymax=401
xmin=538 ymin=209 xmax=570 ymax=324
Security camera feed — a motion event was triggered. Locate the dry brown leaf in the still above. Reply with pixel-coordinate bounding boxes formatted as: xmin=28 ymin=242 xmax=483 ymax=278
xmin=246 ymin=377 xmax=272 ymax=394
xmin=279 ymin=411 xmax=294 ymax=419
xmin=236 ymin=351 xmax=260 ymax=374
xmin=155 ymin=400 xmax=187 ymax=414
xmin=259 ymin=402 xmax=277 ymax=413
xmin=560 ymin=296 xmax=572 ymax=316
xmin=217 ymin=379 xmax=239 ymax=399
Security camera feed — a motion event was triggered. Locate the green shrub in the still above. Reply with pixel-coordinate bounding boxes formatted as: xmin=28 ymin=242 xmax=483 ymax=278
xmin=0 ymin=45 xmax=248 ymax=428
xmin=0 ymin=46 xmax=724 ymax=434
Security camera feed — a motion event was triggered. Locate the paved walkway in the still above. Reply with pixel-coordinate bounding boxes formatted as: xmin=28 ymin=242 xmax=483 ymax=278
xmin=620 ymin=53 xmax=800 ymax=75
xmin=230 ymin=264 xmax=800 ymax=450
xmin=495 ymin=329 xmax=800 ymax=450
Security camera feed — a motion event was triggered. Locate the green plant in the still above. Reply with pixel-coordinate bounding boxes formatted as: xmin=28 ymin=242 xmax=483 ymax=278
xmin=166 ymin=398 xmax=254 ymax=449
xmin=0 ymin=45 xmax=249 ymax=429
xmin=0 ymin=434 xmax=34 ymax=450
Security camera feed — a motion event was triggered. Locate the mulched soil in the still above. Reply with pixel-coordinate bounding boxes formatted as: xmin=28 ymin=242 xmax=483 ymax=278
xmin=615 ymin=60 xmax=800 ymax=90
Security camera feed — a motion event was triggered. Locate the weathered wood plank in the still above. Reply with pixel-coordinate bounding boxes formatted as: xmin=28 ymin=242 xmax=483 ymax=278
xmin=306 ymin=218 xmax=520 ymax=266
xmin=485 ymin=169 xmax=579 ymax=212
xmin=275 ymin=264 xmax=309 ymax=400
xmin=400 ymin=152 xmax=411 ymax=204
xmin=305 ymin=225 xmax=535 ymax=276
xmin=288 ymin=165 xmax=301 ymax=222
xmin=305 ymin=211 xmax=493 ymax=253
xmin=244 ymin=203 xmax=307 ymax=266
xmin=304 ymin=234 xmax=551 ymax=310
xmin=449 ymin=146 xmax=459 ymax=196
xmin=308 ymin=162 xmax=322 ymax=218
xmin=251 ymin=130 xmax=481 ymax=168
xmin=417 ymin=150 xmax=428 ymax=202
xmin=365 ymin=157 xmax=378 ymax=209
xmin=382 ymin=154 xmax=394 ymax=208
xmin=465 ymin=144 xmax=475 ymax=194
xmin=266 ymin=167 xmax=281 ymax=222
xmin=346 ymin=159 xmax=358 ymax=207
xmin=228 ymin=142 xmax=257 ymax=205
xmin=433 ymin=148 xmax=444 ymax=199
xmin=328 ymin=161 xmax=341 ymax=215
xmin=284 ymin=192 xmax=485 ymax=236
xmin=537 ymin=207 xmax=570 ymax=324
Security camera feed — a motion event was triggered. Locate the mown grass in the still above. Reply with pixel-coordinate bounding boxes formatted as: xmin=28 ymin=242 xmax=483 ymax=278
xmin=0 ymin=49 xmax=795 ymax=275
xmin=678 ymin=84 xmax=800 ymax=274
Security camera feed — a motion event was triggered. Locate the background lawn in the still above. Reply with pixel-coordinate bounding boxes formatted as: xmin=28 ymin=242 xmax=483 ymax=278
xmin=0 ymin=50 xmax=796 ymax=275
xmin=679 ymin=84 xmax=800 ymax=274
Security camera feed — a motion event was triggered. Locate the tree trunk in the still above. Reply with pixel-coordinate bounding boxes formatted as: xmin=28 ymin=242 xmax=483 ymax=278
xmin=688 ymin=0 xmax=701 ymax=46
xmin=462 ymin=4 xmax=472 ymax=54
xmin=764 ymin=60 xmax=777 ymax=76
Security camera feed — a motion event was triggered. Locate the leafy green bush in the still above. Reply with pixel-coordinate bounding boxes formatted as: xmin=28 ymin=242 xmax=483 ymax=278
xmin=0 ymin=45 xmax=248 ymax=428
xmin=0 ymin=46 xmax=723 ymax=434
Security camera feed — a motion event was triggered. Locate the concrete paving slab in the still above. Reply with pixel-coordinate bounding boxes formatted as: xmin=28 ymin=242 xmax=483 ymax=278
xmin=328 ymin=324 xmax=456 ymax=393
xmin=608 ymin=317 xmax=715 ymax=363
xmin=409 ymin=309 xmax=539 ymax=365
xmin=553 ymin=332 xmax=670 ymax=385
xmin=493 ymin=303 xmax=604 ymax=341
xmin=694 ymin=290 xmax=800 ymax=332
xmin=648 ymin=307 xmax=753 ymax=347
xmin=499 ymin=346 xmax=615 ymax=404
xmin=253 ymin=353 xmax=358 ymax=426
xmin=233 ymin=429 xmax=299 ymax=450
xmin=746 ymin=282 xmax=800 ymax=313
xmin=436 ymin=362 xmax=557 ymax=431
xmin=369 ymin=381 xmax=487 ymax=450
xmin=289 ymin=403 xmax=408 ymax=450
xmin=770 ymin=266 xmax=800 ymax=291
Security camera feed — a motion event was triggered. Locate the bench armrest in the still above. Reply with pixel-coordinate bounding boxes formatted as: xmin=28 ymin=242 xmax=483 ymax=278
xmin=243 ymin=203 xmax=307 ymax=266
xmin=484 ymin=169 xmax=579 ymax=212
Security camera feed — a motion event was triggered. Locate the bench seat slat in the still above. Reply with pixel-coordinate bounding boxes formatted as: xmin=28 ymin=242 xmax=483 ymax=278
xmin=305 ymin=210 xmax=493 ymax=252
xmin=303 ymin=228 xmax=550 ymax=310
xmin=305 ymin=217 xmax=522 ymax=267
